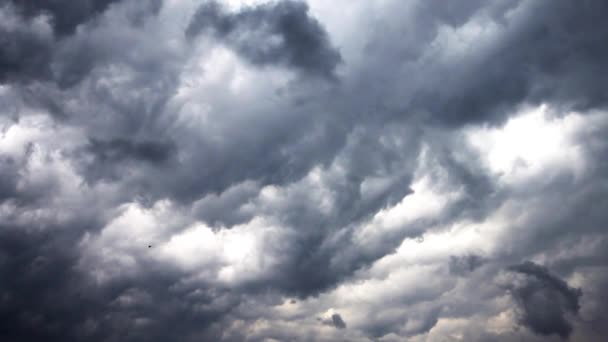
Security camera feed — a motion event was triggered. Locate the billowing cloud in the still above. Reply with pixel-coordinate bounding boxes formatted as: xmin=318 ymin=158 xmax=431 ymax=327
xmin=5 ymin=0 xmax=123 ymax=36
xmin=0 ymin=0 xmax=163 ymax=86
xmin=186 ymin=0 xmax=342 ymax=79
xmin=1 ymin=0 xmax=608 ymax=341
xmin=320 ymin=312 xmax=347 ymax=330
xmin=506 ymin=261 xmax=582 ymax=338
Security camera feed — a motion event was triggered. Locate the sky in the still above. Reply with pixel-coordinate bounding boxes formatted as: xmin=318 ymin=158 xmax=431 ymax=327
xmin=1 ymin=0 xmax=608 ymax=341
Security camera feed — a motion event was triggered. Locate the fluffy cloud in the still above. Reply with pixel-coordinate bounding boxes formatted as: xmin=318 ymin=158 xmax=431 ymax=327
xmin=1 ymin=0 xmax=607 ymax=341
xmin=186 ymin=0 xmax=342 ymax=79
xmin=506 ymin=261 xmax=582 ymax=338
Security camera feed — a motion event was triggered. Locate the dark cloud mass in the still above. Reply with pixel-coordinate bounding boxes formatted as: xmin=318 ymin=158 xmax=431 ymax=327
xmin=1 ymin=0 xmax=608 ymax=341
xmin=449 ymin=254 xmax=486 ymax=276
xmin=186 ymin=0 xmax=342 ymax=78
xmin=0 ymin=5 xmax=53 ymax=84
xmin=5 ymin=0 xmax=121 ymax=36
xmin=506 ymin=262 xmax=583 ymax=338
xmin=448 ymin=0 xmax=608 ymax=125
xmin=0 ymin=0 xmax=162 ymax=86
xmin=321 ymin=313 xmax=347 ymax=329
xmin=87 ymin=138 xmax=175 ymax=164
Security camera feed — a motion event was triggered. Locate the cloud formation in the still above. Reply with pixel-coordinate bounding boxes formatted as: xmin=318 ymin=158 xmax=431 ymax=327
xmin=186 ymin=0 xmax=342 ymax=79
xmin=1 ymin=0 xmax=608 ymax=341
xmin=506 ymin=261 xmax=582 ymax=338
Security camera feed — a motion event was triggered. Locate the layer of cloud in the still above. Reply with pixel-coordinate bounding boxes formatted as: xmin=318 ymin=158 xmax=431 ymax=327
xmin=1 ymin=0 xmax=607 ymax=341
xmin=506 ymin=261 xmax=582 ymax=338
xmin=186 ymin=0 xmax=342 ymax=79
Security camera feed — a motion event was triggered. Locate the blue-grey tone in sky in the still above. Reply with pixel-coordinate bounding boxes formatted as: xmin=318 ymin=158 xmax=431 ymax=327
xmin=1 ymin=0 xmax=608 ymax=341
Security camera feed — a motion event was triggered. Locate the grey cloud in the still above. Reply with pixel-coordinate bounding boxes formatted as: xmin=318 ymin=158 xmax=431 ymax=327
xmin=79 ymin=137 xmax=177 ymax=184
xmin=331 ymin=313 xmax=347 ymax=329
xmin=0 ymin=220 xmax=243 ymax=342
xmin=0 ymin=0 xmax=163 ymax=87
xmin=449 ymin=254 xmax=486 ymax=276
xmin=0 ymin=156 xmax=19 ymax=202
xmin=0 ymin=7 xmax=53 ymax=84
xmin=186 ymin=0 xmax=342 ymax=79
xmin=422 ymin=134 xmax=499 ymax=222
xmin=321 ymin=313 xmax=346 ymax=329
xmin=422 ymin=0 xmax=608 ymax=126
xmin=506 ymin=261 xmax=582 ymax=338
xmin=86 ymin=138 xmax=175 ymax=164
xmin=257 ymin=134 xmax=418 ymax=297
xmin=360 ymin=307 xmax=442 ymax=339
xmin=1 ymin=0 xmax=608 ymax=341
xmin=191 ymin=181 xmax=260 ymax=228
xmin=4 ymin=0 xmax=122 ymax=36
xmin=350 ymin=0 xmax=608 ymax=127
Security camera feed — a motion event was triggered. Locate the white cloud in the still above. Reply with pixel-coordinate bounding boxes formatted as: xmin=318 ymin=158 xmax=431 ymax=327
xmin=467 ymin=104 xmax=587 ymax=183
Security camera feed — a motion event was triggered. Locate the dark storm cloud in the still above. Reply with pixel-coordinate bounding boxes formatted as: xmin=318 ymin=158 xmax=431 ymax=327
xmin=218 ymin=160 xmax=417 ymax=297
xmin=4 ymin=0 xmax=122 ymax=36
xmin=1 ymin=0 xmax=608 ymax=341
xmin=0 ymin=156 xmax=19 ymax=202
xmin=186 ymin=0 xmax=342 ymax=78
xmin=321 ymin=313 xmax=346 ymax=329
xmin=86 ymin=138 xmax=175 ymax=164
xmin=421 ymin=0 xmax=608 ymax=126
xmin=0 ymin=201 xmax=110 ymax=342
xmin=0 ymin=0 xmax=162 ymax=87
xmin=506 ymin=261 xmax=582 ymax=338
xmin=0 ymin=7 xmax=53 ymax=84
xmin=79 ymin=138 xmax=177 ymax=184
xmin=422 ymin=135 xmax=499 ymax=222
xmin=251 ymin=126 xmax=419 ymax=297
xmin=0 ymin=216 xmax=243 ymax=342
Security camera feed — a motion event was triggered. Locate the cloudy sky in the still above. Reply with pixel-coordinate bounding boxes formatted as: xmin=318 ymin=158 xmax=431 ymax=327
xmin=1 ymin=0 xmax=608 ymax=341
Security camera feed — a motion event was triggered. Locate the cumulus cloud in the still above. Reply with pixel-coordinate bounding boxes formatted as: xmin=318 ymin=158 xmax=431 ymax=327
xmin=1 ymin=0 xmax=608 ymax=341
xmin=186 ymin=0 xmax=342 ymax=79
xmin=506 ymin=261 xmax=582 ymax=338
xmin=320 ymin=313 xmax=347 ymax=329
xmin=0 ymin=0 xmax=163 ymax=87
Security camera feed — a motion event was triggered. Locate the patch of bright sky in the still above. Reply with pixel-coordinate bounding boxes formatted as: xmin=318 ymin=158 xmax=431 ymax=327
xmin=467 ymin=104 xmax=587 ymax=184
